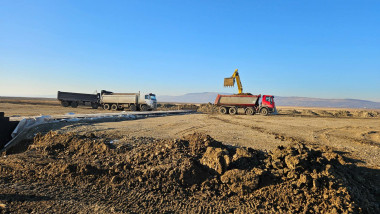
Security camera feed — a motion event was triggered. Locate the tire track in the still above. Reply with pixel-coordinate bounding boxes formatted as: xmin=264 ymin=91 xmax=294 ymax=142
xmin=313 ymin=127 xmax=380 ymax=148
xmin=207 ymin=115 xmax=306 ymax=144
xmin=174 ymin=124 xmax=208 ymax=136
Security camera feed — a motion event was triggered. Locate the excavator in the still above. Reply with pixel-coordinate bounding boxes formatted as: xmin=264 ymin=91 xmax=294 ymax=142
xmin=224 ymin=69 xmax=244 ymax=94
xmin=214 ymin=69 xmax=277 ymax=116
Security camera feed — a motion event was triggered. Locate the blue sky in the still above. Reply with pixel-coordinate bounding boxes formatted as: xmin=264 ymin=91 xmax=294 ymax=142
xmin=1 ymin=0 xmax=379 ymax=101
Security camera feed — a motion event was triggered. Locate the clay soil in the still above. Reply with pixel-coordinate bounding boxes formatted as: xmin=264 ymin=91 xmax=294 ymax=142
xmin=0 ymin=97 xmax=379 ymax=213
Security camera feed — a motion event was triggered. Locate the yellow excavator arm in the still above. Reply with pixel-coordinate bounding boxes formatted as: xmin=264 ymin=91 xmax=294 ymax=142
xmin=224 ymin=69 xmax=243 ymax=94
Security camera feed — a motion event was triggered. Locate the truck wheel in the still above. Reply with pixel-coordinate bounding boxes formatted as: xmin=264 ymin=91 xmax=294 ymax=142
xmin=111 ymin=104 xmax=118 ymax=111
xmin=260 ymin=108 xmax=269 ymax=116
xmin=91 ymin=103 xmax=98 ymax=109
xmin=129 ymin=104 xmax=137 ymax=111
xmin=103 ymin=104 xmax=110 ymax=110
xmin=245 ymin=107 xmax=255 ymax=115
xmin=219 ymin=106 xmax=228 ymax=114
xmin=61 ymin=101 xmax=69 ymax=107
xmin=140 ymin=105 xmax=148 ymax=111
xmin=71 ymin=102 xmax=78 ymax=108
xmin=229 ymin=107 xmax=237 ymax=115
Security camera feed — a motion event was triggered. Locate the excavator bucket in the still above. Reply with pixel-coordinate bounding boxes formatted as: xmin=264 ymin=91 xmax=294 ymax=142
xmin=224 ymin=77 xmax=235 ymax=87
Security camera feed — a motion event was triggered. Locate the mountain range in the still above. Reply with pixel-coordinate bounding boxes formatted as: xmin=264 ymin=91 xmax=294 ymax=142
xmin=158 ymin=92 xmax=380 ymax=109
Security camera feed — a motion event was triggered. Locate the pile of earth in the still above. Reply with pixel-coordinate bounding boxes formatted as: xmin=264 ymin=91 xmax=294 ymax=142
xmin=0 ymin=132 xmax=379 ymax=213
xmin=279 ymin=109 xmax=380 ymax=118
xmin=197 ymin=103 xmax=219 ymax=113
xmin=157 ymin=103 xmax=199 ymax=111
xmin=156 ymin=103 xmax=218 ymax=113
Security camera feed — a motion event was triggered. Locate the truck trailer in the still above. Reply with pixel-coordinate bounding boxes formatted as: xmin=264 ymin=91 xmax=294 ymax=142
xmin=57 ymin=90 xmax=157 ymax=111
xmin=57 ymin=91 xmax=100 ymax=109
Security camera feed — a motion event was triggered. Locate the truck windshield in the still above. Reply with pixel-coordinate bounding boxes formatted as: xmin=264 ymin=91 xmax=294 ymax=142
xmin=150 ymin=95 xmax=156 ymax=100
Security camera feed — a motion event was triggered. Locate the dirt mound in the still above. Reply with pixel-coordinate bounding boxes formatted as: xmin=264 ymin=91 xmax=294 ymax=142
xmin=302 ymin=109 xmax=320 ymax=116
xmin=157 ymin=103 xmax=198 ymax=111
xmin=279 ymin=108 xmax=380 ymax=118
xmin=265 ymin=144 xmax=380 ymax=213
xmin=197 ymin=103 xmax=218 ymax=113
xmin=0 ymin=132 xmax=379 ymax=213
xmin=352 ymin=110 xmax=379 ymax=118
xmin=157 ymin=103 xmax=218 ymax=113
xmin=315 ymin=110 xmax=335 ymax=117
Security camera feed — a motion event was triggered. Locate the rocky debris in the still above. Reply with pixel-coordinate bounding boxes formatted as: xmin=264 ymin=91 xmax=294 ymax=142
xmin=0 ymin=132 xmax=379 ymax=213
xmin=200 ymin=147 xmax=231 ymax=174
xmin=220 ymin=169 xmax=260 ymax=194
xmin=182 ymin=132 xmax=222 ymax=157
xmin=231 ymin=147 xmax=259 ymax=169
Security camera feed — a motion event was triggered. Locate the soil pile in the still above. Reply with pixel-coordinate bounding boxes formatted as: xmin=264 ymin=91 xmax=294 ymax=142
xmin=0 ymin=132 xmax=379 ymax=213
xmin=157 ymin=103 xmax=198 ymax=111
xmin=157 ymin=103 xmax=218 ymax=113
xmin=279 ymin=109 xmax=380 ymax=118
xmin=197 ymin=103 xmax=219 ymax=113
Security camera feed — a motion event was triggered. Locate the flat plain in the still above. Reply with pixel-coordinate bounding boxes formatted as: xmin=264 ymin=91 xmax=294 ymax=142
xmin=0 ymin=97 xmax=379 ymax=213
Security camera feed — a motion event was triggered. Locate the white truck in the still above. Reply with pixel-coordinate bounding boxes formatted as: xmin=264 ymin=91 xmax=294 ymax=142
xmin=100 ymin=91 xmax=157 ymax=111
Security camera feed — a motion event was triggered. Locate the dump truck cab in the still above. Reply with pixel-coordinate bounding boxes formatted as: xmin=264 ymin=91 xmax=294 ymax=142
xmin=144 ymin=93 xmax=157 ymax=110
xmin=259 ymin=95 xmax=276 ymax=116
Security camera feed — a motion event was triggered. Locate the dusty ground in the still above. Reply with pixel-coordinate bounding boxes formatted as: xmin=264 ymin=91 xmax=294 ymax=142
xmin=0 ymin=97 xmax=105 ymax=117
xmin=52 ymin=113 xmax=379 ymax=168
xmin=0 ymin=97 xmax=379 ymax=213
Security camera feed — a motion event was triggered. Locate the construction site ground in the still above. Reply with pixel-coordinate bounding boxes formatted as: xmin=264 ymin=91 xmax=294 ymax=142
xmin=0 ymin=97 xmax=379 ymax=213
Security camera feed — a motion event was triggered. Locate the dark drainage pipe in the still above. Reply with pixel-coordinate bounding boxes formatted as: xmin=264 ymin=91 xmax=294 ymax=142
xmin=0 ymin=112 xmax=19 ymax=149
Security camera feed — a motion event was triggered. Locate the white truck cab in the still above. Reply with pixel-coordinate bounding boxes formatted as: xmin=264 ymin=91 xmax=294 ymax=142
xmin=144 ymin=93 xmax=157 ymax=110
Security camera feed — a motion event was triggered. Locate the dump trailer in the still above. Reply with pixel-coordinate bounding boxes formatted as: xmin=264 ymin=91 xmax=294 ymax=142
xmin=57 ymin=91 xmax=100 ymax=109
xmin=100 ymin=92 xmax=157 ymax=111
xmin=214 ymin=94 xmax=276 ymax=116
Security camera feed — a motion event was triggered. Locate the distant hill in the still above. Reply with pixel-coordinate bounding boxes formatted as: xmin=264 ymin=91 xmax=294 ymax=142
xmin=158 ymin=92 xmax=231 ymax=104
xmin=158 ymin=92 xmax=380 ymax=109
xmin=275 ymin=97 xmax=380 ymax=109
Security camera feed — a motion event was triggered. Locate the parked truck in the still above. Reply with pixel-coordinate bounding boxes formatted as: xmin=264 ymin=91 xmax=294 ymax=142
xmin=57 ymin=90 xmax=157 ymax=111
xmin=215 ymin=69 xmax=276 ymax=116
xmin=100 ymin=91 xmax=157 ymax=111
xmin=57 ymin=91 xmax=100 ymax=109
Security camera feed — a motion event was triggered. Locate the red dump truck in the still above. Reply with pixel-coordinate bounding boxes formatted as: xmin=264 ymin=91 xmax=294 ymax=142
xmin=216 ymin=69 xmax=276 ymax=116
xmin=214 ymin=94 xmax=276 ymax=116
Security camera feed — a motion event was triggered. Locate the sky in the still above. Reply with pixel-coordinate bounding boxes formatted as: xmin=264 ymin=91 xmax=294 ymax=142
xmin=1 ymin=0 xmax=379 ymax=101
